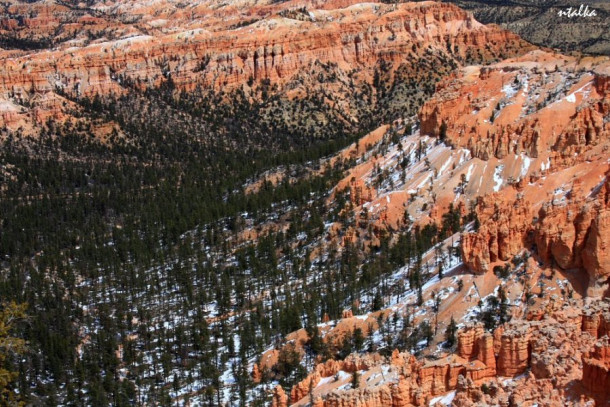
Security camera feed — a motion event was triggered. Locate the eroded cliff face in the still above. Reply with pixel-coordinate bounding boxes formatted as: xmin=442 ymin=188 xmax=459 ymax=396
xmin=582 ymin=338 xmax=610 ymax=399
xmin=418 ymin=52 xmax=610 ymax=295
xmin=0 ymin=0 xmax=533 ymax=136
xmin=419 ymin=53 xmax=610 ymax=165
xmin=461 ymin=168 xmax=610 ymax=296
xmin=282 ymin=299 xmax=610 ymax=406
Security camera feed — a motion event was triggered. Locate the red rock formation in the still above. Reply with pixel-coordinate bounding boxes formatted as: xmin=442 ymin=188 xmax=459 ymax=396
xmin=462 ymin=168 xmax=610 ymax=296
xmin=582 ymin=338 xmax=610 ymax=399
xmin=341 ymin=309 xmax=354 ymax=319
xmin=419 ymin=55 xmax=610 ymax=165
xmin=461 ymin=193 xmax=531 ymax=274
xmin=536 ymin=174 xmax=610 ymax=297
xmin=297 ymin=300 xmax=610 ymax=406
xmin=420 ymin=51 xmax=610 ymax=295
xmin=582 ymin=305 xmax=610 ymax=339
xmin=582 ymin=208 xmax=610 ymax=297
xmin=495 ymin=325 xmax=530 ymax=377
xmin=251 ymin=363 xmax=262 ymax=383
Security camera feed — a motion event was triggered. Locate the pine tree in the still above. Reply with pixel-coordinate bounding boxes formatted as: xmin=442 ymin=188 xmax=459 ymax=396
xmin=353 ymin=328 xmax=365 ymax=352
xmin=445 ymin=316 xmax=458 ymax=348
xmin=421 ymin=321 xmax=433 ymax=347
xmin=372 ymin=291 xmax=384 ymax=311
xmin=351 ymin=371 xmax=360 ymax=389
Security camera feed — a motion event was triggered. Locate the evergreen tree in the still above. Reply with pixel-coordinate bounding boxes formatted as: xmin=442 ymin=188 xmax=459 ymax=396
xmin=445 ymin=316 xmax=458 ymax=348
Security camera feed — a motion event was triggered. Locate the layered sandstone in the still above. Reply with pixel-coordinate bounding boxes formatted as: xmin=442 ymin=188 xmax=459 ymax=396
xmin=0 ymin=1 xmax=533 ymax=135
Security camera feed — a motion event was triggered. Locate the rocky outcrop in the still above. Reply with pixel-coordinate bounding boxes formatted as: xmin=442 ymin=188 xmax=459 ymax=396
xmin=419 ymin=53 xmax=610 ymax=165
xmin=582 ymin=208 xmax=610 ymax=297
xmin=461 ymin=193 xmax=531 ymax=274
xmin=251 ymin=363 xmax=262 ymax=383
xmin=290 ymin=353 xmax=384 ymax=403
xmin=582 ymin=338 xmax=610 ymax=399
xmin=271 ymin=385 xmax=288 ymax=407
xmin=293 ymin=300 xmax=610 ymax=406
xmin=495 ymin=325 xmax=530 ymax=377
xmin=462 ymin=169 xmax=610 ymax=295
xmin=582 ymin=307 xmax=610 ymax=339
xmin=457 ymin=325 xmax=495 ymax=370
xmin=418 ymin=50 xmax=610 ymax=293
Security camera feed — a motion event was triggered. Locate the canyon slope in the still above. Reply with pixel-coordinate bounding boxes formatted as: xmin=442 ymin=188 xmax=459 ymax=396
xmin=267 ymin=49 xmax=610 ymax=406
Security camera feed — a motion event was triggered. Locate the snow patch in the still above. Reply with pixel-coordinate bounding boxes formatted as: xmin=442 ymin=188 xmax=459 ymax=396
xmin=429 ymin=390 xmax=456 ymax=406
xmin=493 ymin=165 xmax=505 ymax=192
xmin=465 ymin=163 xmax=474 ymax=182
xmin=502 ymin=83 xmax=518 ymax=99
xmin=520 ymin=154 xmax=531 ymax=178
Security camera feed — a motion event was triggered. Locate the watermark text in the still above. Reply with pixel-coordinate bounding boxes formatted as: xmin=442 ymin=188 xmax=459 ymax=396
xmin=557 ymin=4 xmax=597 ymax=18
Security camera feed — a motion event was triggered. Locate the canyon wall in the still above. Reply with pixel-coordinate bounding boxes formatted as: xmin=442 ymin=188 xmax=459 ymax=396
xmin=0 ymin=1 xmax=533 ymax=135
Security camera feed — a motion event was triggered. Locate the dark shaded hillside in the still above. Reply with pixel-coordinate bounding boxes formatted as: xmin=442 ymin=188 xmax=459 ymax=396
xmin=447 ymin=0 xmax=610 ymax=55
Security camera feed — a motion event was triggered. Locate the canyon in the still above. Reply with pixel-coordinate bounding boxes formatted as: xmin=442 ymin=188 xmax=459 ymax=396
xmin=0 ymin=1 xmax=607 ymax=406
xmin=258 ymin=49 xmax=610 ymax=405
